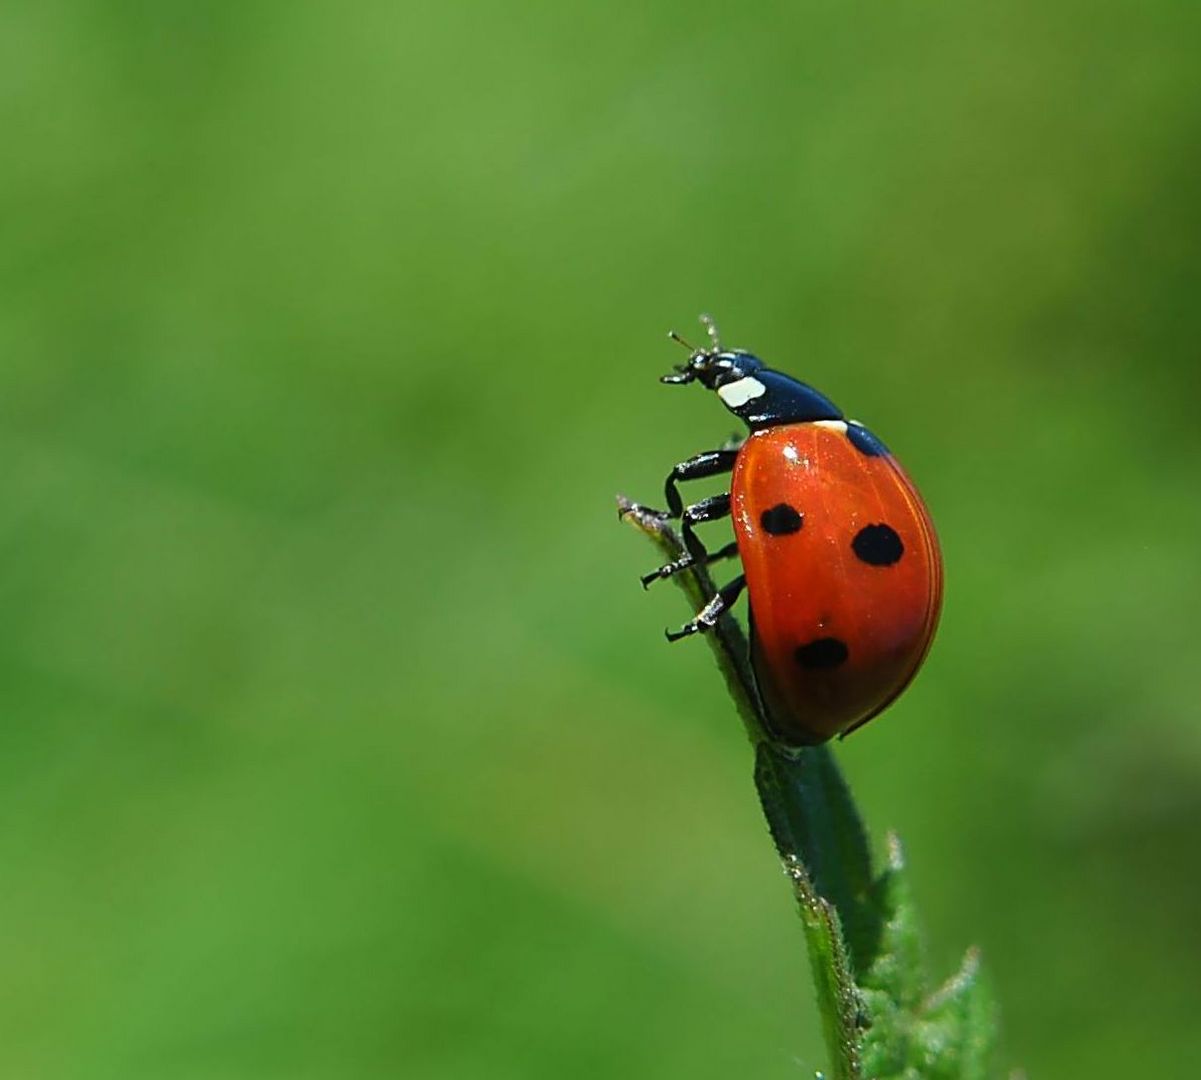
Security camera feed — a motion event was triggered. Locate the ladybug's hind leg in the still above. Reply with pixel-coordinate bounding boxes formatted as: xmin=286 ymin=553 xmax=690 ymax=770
xmin=665 ymin=575 xmax=746 ymax=642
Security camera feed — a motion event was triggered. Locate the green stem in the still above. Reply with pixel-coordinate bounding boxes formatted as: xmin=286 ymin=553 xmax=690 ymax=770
xmin=618 ymin=496 xmax=1000 ymax=1080
xmin=619 ymin=497 xmax=865 ymax=1077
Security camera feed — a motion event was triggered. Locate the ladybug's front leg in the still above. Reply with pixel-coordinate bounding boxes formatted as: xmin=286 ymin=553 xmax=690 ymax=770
xmin=665 ymin=574 xmax=747 ymax=642
xmin=625 ymin=448 xmax=738 ymax=521
xmin=661 ymin=449 xmax=738 ymax=518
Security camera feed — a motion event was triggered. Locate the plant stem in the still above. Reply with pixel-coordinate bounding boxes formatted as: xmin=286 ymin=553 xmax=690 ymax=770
xmin=619 ymin=496 xmax=999 ymax=1079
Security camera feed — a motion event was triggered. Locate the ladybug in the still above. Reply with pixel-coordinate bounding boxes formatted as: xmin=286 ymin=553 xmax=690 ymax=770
xmin=636 ymin=317 xmax=942 ymax=746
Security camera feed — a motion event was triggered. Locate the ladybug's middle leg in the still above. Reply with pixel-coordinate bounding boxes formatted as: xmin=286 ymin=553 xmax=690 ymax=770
xmin=641 ymin=493 xmax=735 ymax=587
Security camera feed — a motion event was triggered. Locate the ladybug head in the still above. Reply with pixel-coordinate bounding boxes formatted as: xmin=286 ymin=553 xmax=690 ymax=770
xmin=659 ymin=317 xmax=845 ymax=429
xmin=660 ymin=347 xmax=764 ymax=391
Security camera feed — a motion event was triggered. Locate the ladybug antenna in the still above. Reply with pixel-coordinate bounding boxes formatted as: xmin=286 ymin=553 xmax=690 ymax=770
xmin=662 ymin=330 xmax=700 ymax=384
xmin=662 ymin=315 xmax=721 ymax=384
xmin=667 ymin=330 xmax=696 ymax=353
xmin=699 ymin=313 xmax=722 ymax=351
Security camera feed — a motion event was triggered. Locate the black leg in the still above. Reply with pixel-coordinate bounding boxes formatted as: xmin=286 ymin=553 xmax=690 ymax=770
xmin=640 ymin=494 xmax=733 ymax=587
xmin=640 ymin=540 xmax=739 ymax=588
xmin=679 ymin=493 xmax=731 ymax=562
xmin=622 ymin=448 xmax=739 ymax=521
xmin=662 ymin=449 xmax=738 ymax=518
xmin=666 ymin=575 xmax=747 ymax=642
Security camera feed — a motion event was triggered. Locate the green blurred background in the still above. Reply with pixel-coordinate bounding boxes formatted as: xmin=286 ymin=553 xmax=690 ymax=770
xmin=3 ymin=2 xmax=1199 ymax=1076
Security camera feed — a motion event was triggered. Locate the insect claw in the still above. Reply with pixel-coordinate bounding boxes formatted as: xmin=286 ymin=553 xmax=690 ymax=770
xmin=619 ymin=501 xmax=670 ymax=522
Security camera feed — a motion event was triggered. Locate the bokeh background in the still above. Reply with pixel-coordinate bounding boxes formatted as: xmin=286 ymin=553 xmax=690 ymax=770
xmin=4 ymin=2 xmax=1200 ymax=1077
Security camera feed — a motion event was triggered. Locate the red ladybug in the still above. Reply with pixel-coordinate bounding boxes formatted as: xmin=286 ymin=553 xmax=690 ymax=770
xmin=637 ymin=318 xmax=942 ymax=746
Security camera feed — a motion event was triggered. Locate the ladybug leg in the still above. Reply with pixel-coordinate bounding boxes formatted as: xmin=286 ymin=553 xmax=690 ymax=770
xmin=624 ymin=449 xmax=737 ymax=521
xmin=665 ymin=574 xmax=746 ymax=642
xmin=641 ymin=493 xmax=732 ymax=586
xmin=640 ymin=541 xmax=738 ymax=589
xmin=662 ymin=450 xmax=738 ymax=518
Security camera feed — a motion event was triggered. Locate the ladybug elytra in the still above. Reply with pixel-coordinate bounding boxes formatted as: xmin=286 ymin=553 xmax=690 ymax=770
xmin=636 ymin=317 xmax=943 ymax=746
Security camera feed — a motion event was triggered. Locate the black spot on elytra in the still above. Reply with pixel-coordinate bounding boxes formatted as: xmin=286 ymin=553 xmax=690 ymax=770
xmin=760 ymin=503 xmax=803 ymax=535
xmin=794 ymin=637 xmax=849 ymax=670
xmin=852 ymin=523 xmax=904 ymax=566
xmin=847 ymin=422 xmax=888 ymax=457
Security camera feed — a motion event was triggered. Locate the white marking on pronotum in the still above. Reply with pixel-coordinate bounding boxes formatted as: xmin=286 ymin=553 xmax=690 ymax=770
xmin=717 ymin=377 xmax=767 ymax=409
xmin=812 ymin=419 xmax=848 ymax=433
